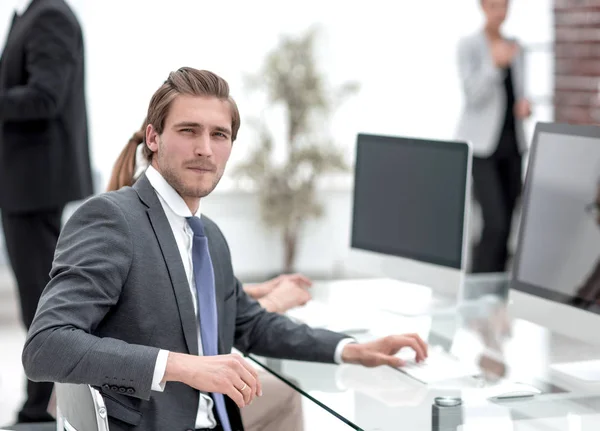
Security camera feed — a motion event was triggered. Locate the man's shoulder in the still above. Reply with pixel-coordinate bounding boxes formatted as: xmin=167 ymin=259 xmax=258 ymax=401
xmin=201 ymin=214 xmax=219 ymax=231
xmin=27 ymin=0 xmax=81 ymax=29
xmin=32 ymin=0 xmax=76 ymax=15
xmin=75 ymin=187 xmax=144 ymax=219
xmin=201 ymin=214 xmax=224 ymax=237
xmin=201 ymin=215 xmax=230 ymax=251
xmin=104 ymin=186 xmax=142 ymax=204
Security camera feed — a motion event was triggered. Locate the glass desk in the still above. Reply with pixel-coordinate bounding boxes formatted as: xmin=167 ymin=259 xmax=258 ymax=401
xmin=248 ymin=276 xmax=600 ymax=430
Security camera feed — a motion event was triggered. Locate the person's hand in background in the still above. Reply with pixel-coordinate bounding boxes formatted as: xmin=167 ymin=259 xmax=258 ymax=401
xmin=514 ymin=98 xmax=532 ymax=119
xmin=491 ymin=40 xmax=518 ymax=68
xmin=244 ymin=273 xmax=312 ymax=300
xmin=258 ymin=279 xmax=312 ymax=313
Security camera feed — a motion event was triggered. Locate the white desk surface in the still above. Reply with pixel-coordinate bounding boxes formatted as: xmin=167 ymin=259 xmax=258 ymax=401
xmin=251 ymin=278 xmax=600 ymax=431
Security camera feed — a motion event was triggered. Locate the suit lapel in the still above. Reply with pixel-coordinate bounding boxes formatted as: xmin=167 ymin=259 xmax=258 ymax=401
xmin=204 ymin=219 xmax=226 ymax=354
xmin=134 ymin=175 xmax=199 ymax=356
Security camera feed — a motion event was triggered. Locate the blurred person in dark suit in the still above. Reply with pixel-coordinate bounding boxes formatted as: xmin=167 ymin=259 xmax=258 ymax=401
xmin=455 ymin=0 xmax=531 ymax=273
xmin=0 ymin=0 xmax=93 ymax=423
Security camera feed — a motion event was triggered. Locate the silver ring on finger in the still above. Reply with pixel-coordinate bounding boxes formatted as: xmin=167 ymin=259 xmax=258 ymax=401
xmin=240 ymin=383 xmax=247 ymax=392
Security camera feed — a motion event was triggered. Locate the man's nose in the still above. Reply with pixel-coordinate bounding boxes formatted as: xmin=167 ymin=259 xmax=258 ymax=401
xmin=194 ymin=133 xmax=213 ymax=156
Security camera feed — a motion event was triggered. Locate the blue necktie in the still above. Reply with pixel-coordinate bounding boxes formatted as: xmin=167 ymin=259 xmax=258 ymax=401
xmin=186 ymin=217 xmax=233 ymax=431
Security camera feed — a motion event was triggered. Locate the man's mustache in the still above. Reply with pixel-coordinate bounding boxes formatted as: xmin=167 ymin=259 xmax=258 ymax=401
xmin=184 ymin=160 xmax=216 ymax=171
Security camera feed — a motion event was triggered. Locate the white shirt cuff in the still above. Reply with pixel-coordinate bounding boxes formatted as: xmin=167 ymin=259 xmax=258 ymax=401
xmin=334 ymin=338 xmax=357 ymax=364
xmin=151 ymin=349 xmax=170 ymax=392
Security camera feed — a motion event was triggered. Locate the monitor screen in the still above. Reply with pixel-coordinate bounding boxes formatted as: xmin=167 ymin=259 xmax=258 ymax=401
xmin=513 ymin=123 xmax=600 ymax=314
xmin=351 ymin=133 xmax=470 ymax=270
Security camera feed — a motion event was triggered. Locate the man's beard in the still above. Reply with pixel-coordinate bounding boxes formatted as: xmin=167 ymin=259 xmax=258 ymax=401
xmin=162 ymin=165 xmax=222 ymax=199
xmin=157 ymin=141 xmax=223 ymax=199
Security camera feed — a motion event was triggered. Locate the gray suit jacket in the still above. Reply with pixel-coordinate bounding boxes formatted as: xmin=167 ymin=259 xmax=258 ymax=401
xmin=22 ymin=174 xmax=346 ymax=431
xmin=455 ymin=30 xmax=527 ymax=157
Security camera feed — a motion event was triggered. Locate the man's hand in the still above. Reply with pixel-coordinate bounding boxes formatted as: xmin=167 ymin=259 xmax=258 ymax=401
xmin=244 ymin=273 xmax=312 ymax=300
xmin=164 ymin=352 xmax=262 ymax=408
xmin=259 ymin=279 xmax=312 ymax=313
xmin=514 ymin=98 xmax=532 ymax=120
xmin=491 ymin=40 xmax=518 ymax=68
xmin=341 ymin=334 xmax=428 ymax=368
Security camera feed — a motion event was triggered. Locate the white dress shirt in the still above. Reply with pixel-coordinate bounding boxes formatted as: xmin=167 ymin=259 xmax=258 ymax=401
xmin=146 ymin=166 xmax=217 ymax=429
xmin=144 ymin=165 xmax=354 ymax=428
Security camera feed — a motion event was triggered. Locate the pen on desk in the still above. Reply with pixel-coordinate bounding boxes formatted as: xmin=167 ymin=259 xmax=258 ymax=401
xmin=490 ymin=392 xmax=537 ymax=401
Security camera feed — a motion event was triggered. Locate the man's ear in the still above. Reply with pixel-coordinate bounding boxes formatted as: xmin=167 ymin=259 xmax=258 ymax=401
xmin=146 ymin=124 xmax=160 ymax=154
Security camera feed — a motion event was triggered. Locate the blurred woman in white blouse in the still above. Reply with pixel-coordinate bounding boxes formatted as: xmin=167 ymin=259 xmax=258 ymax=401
xmin=455 ymin=0 xmax=532 ymax=273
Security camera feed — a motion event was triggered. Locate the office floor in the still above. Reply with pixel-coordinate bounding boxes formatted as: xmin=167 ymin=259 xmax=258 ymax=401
xmin=0 ymin=273 xmax=26 ymax=427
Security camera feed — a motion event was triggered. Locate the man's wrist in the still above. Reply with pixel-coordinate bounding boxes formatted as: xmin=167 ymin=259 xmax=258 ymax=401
xmin=152 ymin=349 xmax=170 ymax=392
xmin=258 ymin=297 xmax=280 ymax=313
xmin=340 ymin=342 xmax=362 ymax=364
xmin=164 ymin=351 xmax=189 ymax=384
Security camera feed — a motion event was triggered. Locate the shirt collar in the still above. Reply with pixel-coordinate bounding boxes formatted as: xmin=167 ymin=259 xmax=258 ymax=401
xmin=145 ymin=165 xmax=201 ymax=219
xmin=15 ymin=0 xmax=33 ymax=15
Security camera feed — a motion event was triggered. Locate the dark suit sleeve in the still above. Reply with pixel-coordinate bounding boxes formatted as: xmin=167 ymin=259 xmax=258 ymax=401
xmin=22 ymin=195 xmax=160 ymax=401
xmin=232 ymin=280 xmax=347 ymax=363
xmin=0 ymin=10 xmax=79 ymax=121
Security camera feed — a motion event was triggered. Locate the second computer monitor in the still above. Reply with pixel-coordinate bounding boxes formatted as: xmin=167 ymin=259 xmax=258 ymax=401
xmin=510 ymin=122 xmax=600 ymax=347
xmin=348 ymin=133 xmax=472 ymax=297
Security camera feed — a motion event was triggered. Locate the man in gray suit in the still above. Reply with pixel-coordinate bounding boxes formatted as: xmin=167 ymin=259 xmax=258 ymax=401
xmin=22 ymin=67 xmax=427 ymax=431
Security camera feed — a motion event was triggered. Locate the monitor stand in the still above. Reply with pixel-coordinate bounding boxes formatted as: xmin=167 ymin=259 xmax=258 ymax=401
xmin=551 ymin=360 xmax=600 ymax=383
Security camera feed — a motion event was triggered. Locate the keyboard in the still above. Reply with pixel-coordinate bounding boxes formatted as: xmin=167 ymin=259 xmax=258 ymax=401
xmin=289 ymin=302 xmax=480 ymax=384
xmin=396 ymin=345 xmax=480 ymax=384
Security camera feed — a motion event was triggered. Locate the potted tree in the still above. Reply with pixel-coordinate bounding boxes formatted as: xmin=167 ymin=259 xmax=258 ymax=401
xmin=232 ymin=27 xmax=358 ymax=273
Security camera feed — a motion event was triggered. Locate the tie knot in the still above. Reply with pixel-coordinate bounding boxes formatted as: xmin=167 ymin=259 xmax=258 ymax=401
xmin=186 ymin=216 xmax=206 ymax=237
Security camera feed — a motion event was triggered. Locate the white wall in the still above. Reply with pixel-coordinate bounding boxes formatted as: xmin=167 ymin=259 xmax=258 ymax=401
xmin=0 ymin=0 xmax=555 ymax=279
xmin=202 ymin=188 xmax=353 ymax=279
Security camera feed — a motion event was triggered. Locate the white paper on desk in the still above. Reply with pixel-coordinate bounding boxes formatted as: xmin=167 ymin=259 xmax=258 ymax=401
xmin=285 ymin=301 xmax=370 ymax=333
xmin=286 ymin=301 xmax=329 ymax=327
xmin=335 ymin=364 xmax=428 ymax=407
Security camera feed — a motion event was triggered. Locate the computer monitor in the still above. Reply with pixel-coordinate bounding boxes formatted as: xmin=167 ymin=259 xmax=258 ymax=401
xmin=346 ymin=133 xmax=472 ymax=310
xmin=509 ymin=122 xmax=600 ymax=380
